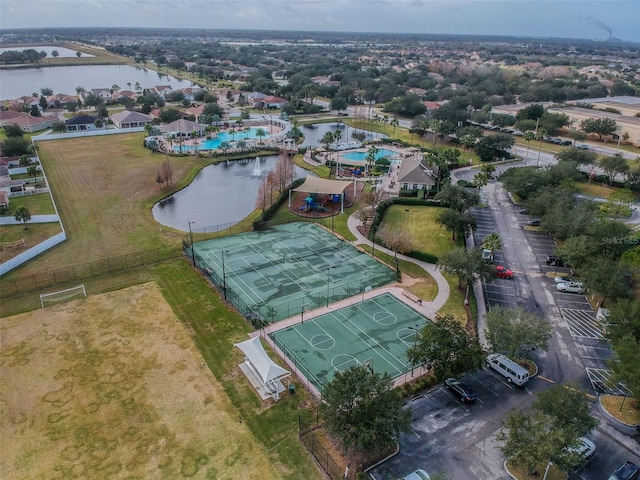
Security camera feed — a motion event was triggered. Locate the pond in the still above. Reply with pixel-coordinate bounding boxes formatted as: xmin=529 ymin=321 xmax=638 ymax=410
xmin=152 ymin=155 xmax=310 ymax=232
xmin=0 ymin=64 xmax=192 ymax=100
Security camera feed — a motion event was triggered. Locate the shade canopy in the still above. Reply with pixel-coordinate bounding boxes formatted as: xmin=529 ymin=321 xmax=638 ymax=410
xmin=292 ymin=176 xmax=352 ymax=196
xmin=234 ymin=337 xmax=290 ymax=388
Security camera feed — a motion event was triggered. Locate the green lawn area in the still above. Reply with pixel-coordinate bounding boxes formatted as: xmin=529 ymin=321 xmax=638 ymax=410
xmin=380 ymin=204 xmax=463 ymax=260
xmin=1 ymin=192 xmax=56 ymax=216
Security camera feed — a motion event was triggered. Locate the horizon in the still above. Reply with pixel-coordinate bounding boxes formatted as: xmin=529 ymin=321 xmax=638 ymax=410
xmin=1 ymin=0 xmax=639 ymax=44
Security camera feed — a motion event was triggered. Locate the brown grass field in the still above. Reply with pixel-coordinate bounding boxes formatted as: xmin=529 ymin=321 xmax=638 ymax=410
xmin=26 ymin=134 xmax=199 ymax=275
xmin=0 ymin=282 xmax=277 ymax=479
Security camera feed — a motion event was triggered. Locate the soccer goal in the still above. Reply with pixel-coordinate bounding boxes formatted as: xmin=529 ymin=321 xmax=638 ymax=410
xmin=40 ymin=284 xmax=87 ymax=308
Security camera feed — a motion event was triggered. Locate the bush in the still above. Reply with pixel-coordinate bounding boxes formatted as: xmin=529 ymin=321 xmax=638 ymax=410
xmin=252 ymin=177 xmax=305 ymax=228
xmin=405 ymin=250 xmax=439 ymax=264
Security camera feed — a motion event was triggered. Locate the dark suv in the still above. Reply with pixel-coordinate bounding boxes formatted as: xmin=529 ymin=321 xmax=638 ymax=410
xmin=545 ymin=255 xmax=565 ymax=267
xmin=609 ymin=462 xmax=640 ymax=480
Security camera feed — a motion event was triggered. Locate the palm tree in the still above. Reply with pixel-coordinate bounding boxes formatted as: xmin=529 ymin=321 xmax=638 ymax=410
xmin=75 ymin=86 xmax=85 ymax=95
xmin=429 ymin=120 xmax=441 ymax=145
xmin=333 ymin=129 xmax=342 ymax=150
xmin=134 ymin=82 xmax=142 ymax=93
xmin=255 ymin=128 xmax=267 ymax=144
xmin=365 ymin=145 xmax=378 ymax=174
xmin=320 ymin=131 xmax=335 ymax=152
xmin=390 ymin=117 xmax=399 ymax=139
xmin=482 ymin=233 xmax=502 ymax=256
xmin=523 ymin=131 xmax=535 ymax=166
xmin=535 ymin=128 xmax=547 ymax=167
xmin=127 ymin=82 xmax=132 ymax=91
xmin=460 ymin=134 xmax=477 ymax=151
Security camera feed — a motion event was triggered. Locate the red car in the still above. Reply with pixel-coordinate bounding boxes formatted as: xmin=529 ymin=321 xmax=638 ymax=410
xmin=495 ymin=266 xmax=513 ymax=278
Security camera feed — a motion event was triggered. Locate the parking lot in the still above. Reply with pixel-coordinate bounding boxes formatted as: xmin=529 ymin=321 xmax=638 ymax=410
xmin=368 ymin=367 xmax=640 ymax=480
xmin=517 ymin=215 xmax=620 ymax=395
xmin=471 ymin=205 xmax=518 ymax=310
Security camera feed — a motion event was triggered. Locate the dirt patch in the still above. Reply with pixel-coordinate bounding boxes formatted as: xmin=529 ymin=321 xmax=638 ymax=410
xmin=0 ymin=283 xmax=274 ymax=479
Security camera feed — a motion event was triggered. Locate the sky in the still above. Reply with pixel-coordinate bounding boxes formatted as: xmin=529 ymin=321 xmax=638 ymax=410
xmin=1 ymin=0 xmax=640 ymax=43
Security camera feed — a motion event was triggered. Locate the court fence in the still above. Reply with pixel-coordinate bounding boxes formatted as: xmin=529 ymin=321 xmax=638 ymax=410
xmin=0 ymin=245 xmax=183 ymax=298
xmin=192 ymin=246 xmax=396 ymax=325
xmin=299 ymin=410 xmax=345 ymax=480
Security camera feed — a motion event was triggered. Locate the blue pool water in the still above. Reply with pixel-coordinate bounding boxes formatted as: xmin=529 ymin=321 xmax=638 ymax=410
xmin=341 ymin=148 xmax=398 ymax=162
xmin=176 ymin=128 xmax=271 ymax=150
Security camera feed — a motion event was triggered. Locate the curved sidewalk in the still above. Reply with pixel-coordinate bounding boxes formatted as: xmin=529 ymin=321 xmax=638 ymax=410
xmin=346 ymin=211 xmax=450 ymax=318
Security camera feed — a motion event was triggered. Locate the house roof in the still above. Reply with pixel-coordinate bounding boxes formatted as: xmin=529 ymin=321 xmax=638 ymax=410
xmin=234 ymin=337 xmax=290 ymax=387
xmin=110 ymin=110 xmax=153 ymax=124
xmin=65 ymin=115 xmax=100 ymax=126
xmin=0 ymin=110 xmax=23 ymax=122
xmin=292 ymin=176 xmax=354 ymax=196
xmin=262 ymin=95 xmax=287 ymax=104
xmin=11 ymin=114 xmax=57 ymax=127
xmin=397 ymin=155 xmax=436 ymax=185
xmin=158 ymin=118 xmax=206 ymax=134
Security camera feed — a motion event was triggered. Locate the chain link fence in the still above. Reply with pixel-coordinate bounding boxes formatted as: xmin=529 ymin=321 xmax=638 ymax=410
xmin=299 ymin=410 xmax=345 ymax=480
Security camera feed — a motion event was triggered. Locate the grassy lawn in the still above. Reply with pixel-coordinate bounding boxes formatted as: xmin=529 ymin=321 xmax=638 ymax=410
xmin=0 ymin=267 xmax=320 ymax=479
xmin=0 ymin=223 xmax=63 ymax=264
xmin=574 ymin=181 xmax=618 ymax=198
xmin=1 ymin=192 xmax=56 ymax=216
xmin=506 ymin=459 xmax=567 ymax=480
xmin=380 ymin=204 xmax=463 ymax=260
xmin=600 ymin=395 xmax=640 ymax=426
xmin=11 ymin=133 xmax=204 ymax=277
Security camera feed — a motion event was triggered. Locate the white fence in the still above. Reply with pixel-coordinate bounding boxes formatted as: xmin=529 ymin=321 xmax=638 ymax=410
xmin=33 ymin=127 xmax=145 ymax=142
xmin=8 ymin=187 xmax=49 ymax=197
xmin=0 ymin=231 xmax=67 ymax=276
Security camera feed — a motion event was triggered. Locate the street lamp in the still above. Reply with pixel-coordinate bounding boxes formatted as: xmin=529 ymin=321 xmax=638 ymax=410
xmin=326 ymin=266 xmax=336 ymax=307
xmin=221 ymin=249 xmax=229 ymax=301
xmin=408 ymin=325 xmax=420 ymax=376
xmin=188 ymin=220 xmax=196 ymax=267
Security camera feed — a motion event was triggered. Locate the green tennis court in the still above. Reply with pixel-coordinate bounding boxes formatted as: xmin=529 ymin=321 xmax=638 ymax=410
xmin=191 ymin=222 xmax=396 ymax=324
xmin=268 ymin=292 xmax=430 ymax=393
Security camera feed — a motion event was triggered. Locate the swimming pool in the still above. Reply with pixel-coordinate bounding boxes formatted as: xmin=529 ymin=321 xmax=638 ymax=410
xmin=340 ymin=148 xmax=398 ymax=162
xmin=176 ymin=128 xmax=271 ymax=151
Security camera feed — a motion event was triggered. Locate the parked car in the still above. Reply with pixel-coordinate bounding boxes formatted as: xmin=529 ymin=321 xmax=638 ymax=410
xmin=444 ymin=377 xmax=477 ymax=403
xmin=495 ymin=265 xmax=513 ymax=278
xmin=576 ymin=144 xmax=589 ymax=150
xmin=527 ymin=218 xmax=541 ymax=226
xmin=545 ymin=255 xmax=565 ymax=267
xmin=482 ymin=249 xmax=494 ymax=263
xmin=554 ymin=275 xmax=577 ymax=284
xmin=608 ymin=461 xmax=639 ymax=480
xmin=402 ymin=469 xmax=431 ymax=480
xmin=556 ymin=282 xmax=585 ymax=294
xmin=518 ymin=208 xmax=528 ymax=214
xmin=566 ymin=436 xmax=596 ymax=464
xmin=562 ymin=139 xmax=573 ymax=146
xmin=485 ymin=353 xmax=530 ymax=386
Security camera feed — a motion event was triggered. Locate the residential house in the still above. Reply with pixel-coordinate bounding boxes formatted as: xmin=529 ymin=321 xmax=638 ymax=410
xmin=111 ymin=90 xmax=139 ymax=103
xmin=185 ymin=104 xmax=206 ymax=123
xmin=80 ymin=88 xmax=112 ymax=102
xmin=9 ymin=113 xmax=58 ymax=133
xmin=260 ymin=95 xmax=288 ymax=110
xmin=247 ymin=92 xmax=267 ymax=108
xmin=45 ymin=93 xmax=78 ymax=109
xmin=153 ymin=86 xmax=174 ymax=100
xmin=397 ymin=154 xmax=437 ymax=196
xmin=311 ymin=76 xmax=342 ymax=87
xmin=65 ymin=115 xmax=102 ymax=132
xmin=0 ymin=109 xmax=25 ymax=127
xmin=110 ymin=110 xmax=153 ymax=129
xmin=0 ymin=190 xmax=8 ymax=209
xmin=8 ymin=96 xmax=41 ymax=112
xmin=181 ymin=87 xmax=202 ymax=102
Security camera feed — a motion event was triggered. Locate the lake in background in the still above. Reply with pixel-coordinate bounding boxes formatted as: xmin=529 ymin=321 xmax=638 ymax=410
xmin=152 ymin=155 xmax=310 ymax=232
xmin=0 ymin=64 xmax=192 ymax=100
xmin=0 ymin=45 xmax=94 ymax=58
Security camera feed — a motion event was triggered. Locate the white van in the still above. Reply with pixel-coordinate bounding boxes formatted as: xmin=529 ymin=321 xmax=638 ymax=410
xmin=486 ymin=354 xmax=529 ymax=386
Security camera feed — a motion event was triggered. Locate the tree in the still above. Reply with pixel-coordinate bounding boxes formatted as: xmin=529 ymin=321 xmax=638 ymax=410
xmin=51 ymin=120 xmax=67 ymax=133
xmin=407 ymin=314 xmax=483 ymax=381
xmin=436 ymin=209 xmax=476 ymax=241
xmin=377 ymin=225 xmax=412 ymax=262
xmin=523 ymin=131 xmax=535 ymax=165
xmin=481 ymin=232 xmax=502 ymax=255
xmin=534 ymin=127 xmax=547 ymax=166
xmin=159 ymin=108 xmax=182 ymax=123
xmin=26 ymin=165 xmax=39 ymax=183
xmin=14 ymin=206 xmax=31 ymax=229
xmin=320 ymin=365 xmax=412 ymax=453
xmin=255 ymin=128 xmax=267 ymax=144
xmin=1 ymin=137 xmax=30 ymax=156
xmin=609 ymin=334 xmax=640 ymax=403
xmin=330 ymin=96 xmax=347 ymax=114
xmin=390 ymin=117 xmax=399 ymax=138
xmin=51 ymin=50 xmax=59 ymax=58
xmin=30 ymin=104 xmax=42 ymax=117
xmin=498 ymin=384 xmax=597 ymax=475
xmin=160 ymin=159 xmax=173 ymax=187
xmin=516 ymin=104 xmax=545 ymax=121
xmin=460 ymin=133 xmax=477 ymax=151
xmin=4 ymin=123 xmax=24 ymax=137
xmin=76 ymin=51 xmax=82 ymax=58
xmin=580 ymin=117 xmax=617 ymax=142
xmin=40 ymin=87 xmax=53 ymax=96
xmin=538 ymin=112 xmax=569 ymax=135
xmin=581 ymin=260 xmax=631 ymax=303
xmin=435 ymin=184 xmax=480 ymax=212
xmin=485 ymin=306 xmax=552 ymax=359
xmin=599 ymin=154 xmax=629 ymax=185
xmin=604 ymin=188 xmax=636 ymax=218
xmin=438 ymin=246 xmax=495 ymax=289
xmin=474 ymin=133 xmax=514 ymax=162
xmin=603 ymin=299 xmax=640 ymax=344
xmin=555 ymin=147 xmax=597 ymax=166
